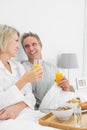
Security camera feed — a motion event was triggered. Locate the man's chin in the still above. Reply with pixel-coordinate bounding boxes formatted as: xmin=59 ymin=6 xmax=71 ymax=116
xmin=32 ymin=55 xmax=39 ymax=59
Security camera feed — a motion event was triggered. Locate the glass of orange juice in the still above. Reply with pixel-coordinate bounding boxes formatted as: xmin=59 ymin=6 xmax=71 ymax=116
xmin=55 ymin=72 xmax=63 ymax=83
xmin=33 ymin=59 xmax=42 ymax=69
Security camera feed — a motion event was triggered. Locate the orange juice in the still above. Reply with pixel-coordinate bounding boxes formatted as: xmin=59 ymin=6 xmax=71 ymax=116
xmin=33 ymin=59 xmax=42 ymax=69
xmin=33 ymin=64 xmax=41 ymax=69
xmin=55 ymin=72 xmax=63 ymax=83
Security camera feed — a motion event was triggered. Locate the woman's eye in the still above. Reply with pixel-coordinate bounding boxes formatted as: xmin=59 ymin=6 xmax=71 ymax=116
xmin=16 ymin=39 xmax=19 ymax=42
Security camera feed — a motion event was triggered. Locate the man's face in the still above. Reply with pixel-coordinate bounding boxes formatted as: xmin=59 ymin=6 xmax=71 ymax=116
xmin=23 ymin=36 xmax=42 ymax=61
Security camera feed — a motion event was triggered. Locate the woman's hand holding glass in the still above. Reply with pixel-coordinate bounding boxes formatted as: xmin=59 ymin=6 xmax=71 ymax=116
xmin=24 ymin=67 xmax=43 ymax=83
xmin=33 ymin=59 xmax=42 ymax=69
xmin=16 ymin=67 xmax=43 ymax=90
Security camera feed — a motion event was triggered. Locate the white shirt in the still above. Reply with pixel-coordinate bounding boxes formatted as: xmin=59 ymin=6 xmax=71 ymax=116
xmin=0 ymin=59 xmax=36 ymax=110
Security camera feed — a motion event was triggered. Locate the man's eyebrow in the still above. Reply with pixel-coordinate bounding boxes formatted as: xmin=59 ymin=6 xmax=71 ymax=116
xmin=32 ymin=42 xmax=37 ymax=44
xmin=24 ymin=44 xmax=29 ymax=46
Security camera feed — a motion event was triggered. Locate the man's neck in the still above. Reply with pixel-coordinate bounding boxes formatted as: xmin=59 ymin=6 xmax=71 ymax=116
xmin=28 ymin=57 xmax=42 ymax=64
xmin=28 ymin=58 xmax=34 ymax=64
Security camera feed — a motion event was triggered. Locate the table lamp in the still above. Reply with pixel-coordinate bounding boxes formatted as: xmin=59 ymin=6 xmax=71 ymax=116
xmin=57 ymin=53 xmax=79 ymax=80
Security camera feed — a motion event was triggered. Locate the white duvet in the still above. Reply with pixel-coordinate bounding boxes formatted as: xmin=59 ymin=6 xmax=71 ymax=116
xmin=0 ymin=108 xmax=58 ymax=130
xmin=1 ymin=84 xmax=87 ymax=130
xmin=39 ymin=83 xmax=87 ymax=112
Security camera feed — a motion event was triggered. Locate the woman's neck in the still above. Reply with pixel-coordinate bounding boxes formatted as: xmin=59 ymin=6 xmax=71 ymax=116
xmin=0 ymin=53 xmax=12 ymax=73
xmin=0 ymin=53 xmax=10 ymax=65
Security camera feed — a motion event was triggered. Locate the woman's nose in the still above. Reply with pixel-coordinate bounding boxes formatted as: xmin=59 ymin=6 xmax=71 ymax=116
xmin=17 ymin=44 xmax=20 ymax=50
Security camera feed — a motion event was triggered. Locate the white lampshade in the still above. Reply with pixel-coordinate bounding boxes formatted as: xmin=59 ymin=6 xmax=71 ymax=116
xmin=58 ymin=53 xmax=79 ymax=69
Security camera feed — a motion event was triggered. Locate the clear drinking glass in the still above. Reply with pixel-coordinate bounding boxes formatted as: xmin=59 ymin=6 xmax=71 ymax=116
xmin=33 ymin=59 xmax=42 ymax=69
xmin=55 ymin=72 xmax=63 ymax=83
xmin=74 ymin=105 xmax=82 ymax=127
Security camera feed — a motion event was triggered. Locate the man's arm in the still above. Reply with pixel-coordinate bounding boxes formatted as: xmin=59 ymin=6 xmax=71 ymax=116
xmin=57 ymin=76 xmax=75 ymax=92
xmin=69 ymin=85 xmax=75 ymax=92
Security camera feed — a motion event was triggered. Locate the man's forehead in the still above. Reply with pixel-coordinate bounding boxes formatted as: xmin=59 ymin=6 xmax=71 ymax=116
xmin=24 ymin=36 xmax=38 ymax=44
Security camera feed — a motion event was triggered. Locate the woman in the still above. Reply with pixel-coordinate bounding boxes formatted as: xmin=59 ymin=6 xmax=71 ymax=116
xmin=0 ymin=24 xmax=62 ymax=130
xmin=0 ymin=24 xmax=43 ymax=120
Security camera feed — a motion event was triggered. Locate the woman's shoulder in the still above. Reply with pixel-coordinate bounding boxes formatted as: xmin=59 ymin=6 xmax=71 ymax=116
xmin=10 ymin=58 xmax=21 ymax=65
xmin=10 ymin=58 xmax=26 ymax=73
xmin=9 ymin=58 xmax=24 ymax=69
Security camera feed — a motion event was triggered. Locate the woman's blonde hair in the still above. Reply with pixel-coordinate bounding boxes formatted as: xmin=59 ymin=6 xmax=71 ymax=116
xmin=0 ymin=24 xmax=20 ymax=52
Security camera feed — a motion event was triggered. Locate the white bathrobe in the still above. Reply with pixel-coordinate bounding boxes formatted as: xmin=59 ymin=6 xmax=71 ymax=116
xmin=0 ymin=59 xmax=58 ymax=130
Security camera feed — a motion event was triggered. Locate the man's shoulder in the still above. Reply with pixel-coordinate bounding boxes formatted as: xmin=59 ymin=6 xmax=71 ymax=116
xmin=21 ymin=60 xmax=32 ymax=66
xmin=43 ymin=60 xmax=53 ymax=66
xmin=21 ymin=60 xmax=29 ymax=64
xmin=43 ymin=60 xmax=58 ymax=69
xmin=21 ymin=60 xmax=32 ymax=70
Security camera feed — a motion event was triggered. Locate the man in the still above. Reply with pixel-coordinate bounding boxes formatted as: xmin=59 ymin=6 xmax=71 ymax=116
xmin=21 ymin=32 xmax=74 ymax=109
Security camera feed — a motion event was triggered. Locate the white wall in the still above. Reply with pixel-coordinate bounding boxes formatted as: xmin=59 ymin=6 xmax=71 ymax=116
xmin=83 ymin=0 xmax=87 ymax=77
xmin=0 ymin=0 xmax=85 ymax=88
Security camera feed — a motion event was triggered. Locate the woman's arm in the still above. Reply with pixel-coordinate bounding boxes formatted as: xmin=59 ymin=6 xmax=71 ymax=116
xmin=0 ymin=62 xmax=42 ymax=110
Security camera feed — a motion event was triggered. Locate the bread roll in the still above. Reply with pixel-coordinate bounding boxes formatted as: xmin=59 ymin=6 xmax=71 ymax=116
xmin=79 ymin=102 xmax=87 ymax=110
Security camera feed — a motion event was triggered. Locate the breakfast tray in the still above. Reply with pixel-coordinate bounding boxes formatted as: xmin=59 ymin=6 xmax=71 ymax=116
xmin=39 ymin=112 xmax=87 ymax=130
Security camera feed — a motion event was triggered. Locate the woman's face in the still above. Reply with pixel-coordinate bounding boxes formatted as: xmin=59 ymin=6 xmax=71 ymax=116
xmin=6 ymin=33 xmax=20 ymax=57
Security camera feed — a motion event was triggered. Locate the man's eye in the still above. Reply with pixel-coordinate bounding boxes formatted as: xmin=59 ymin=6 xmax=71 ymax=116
xmin=24 ymin=45 xmax=29 ymax=48
xmin=32 ymin=43 xmax=37 ymax=46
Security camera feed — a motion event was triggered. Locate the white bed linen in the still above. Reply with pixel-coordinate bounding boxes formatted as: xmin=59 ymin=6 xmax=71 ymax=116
xmin=1 ymin=85 xmax=87 ymax=130
xmin=0 ymin=108 xmax=59 ymax=130
xmin=39 ymin=83 xmax=87 ymax=112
